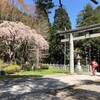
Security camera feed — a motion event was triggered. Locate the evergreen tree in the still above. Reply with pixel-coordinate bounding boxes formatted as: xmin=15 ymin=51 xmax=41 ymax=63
xmin=76 ymin=3 xmax=100 ymax=63
xmin=53 ymin=7 xmax=71 ymax=31
xmin=48 ymin=26 xmax=64 ymax=63
xmin=76 ymin=3 xmax=100 ymax=27
xmin=34 ymin=0 xmax=54 ymax=39
xmin=34 ymin=0 xmax=54 ymax=18
xmin=49 ymin=7 xmax=71 ymax=64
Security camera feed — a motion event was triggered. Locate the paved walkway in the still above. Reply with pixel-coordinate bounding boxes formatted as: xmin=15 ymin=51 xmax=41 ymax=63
xmin=0 ymin=72 xmax=100 ymax=100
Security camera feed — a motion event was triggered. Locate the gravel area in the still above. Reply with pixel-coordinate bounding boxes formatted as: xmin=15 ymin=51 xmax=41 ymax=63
xmin=56 ymin=80 xmax=100 ymax=100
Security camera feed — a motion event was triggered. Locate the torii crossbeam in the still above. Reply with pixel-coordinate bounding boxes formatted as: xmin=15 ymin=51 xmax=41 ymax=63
xmin=57 ymin=23 xmax=100 ymax=74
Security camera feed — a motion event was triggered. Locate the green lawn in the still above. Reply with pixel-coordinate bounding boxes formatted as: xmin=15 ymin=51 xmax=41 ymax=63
xmin=0 ymin=68 xmax=69 ymax=80
xmin=18 ymin=68 xmax=69 ymax=76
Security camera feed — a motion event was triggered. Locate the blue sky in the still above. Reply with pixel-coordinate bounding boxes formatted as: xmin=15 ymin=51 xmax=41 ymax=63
xmin=25 ymin=0 xmax=99 ymax=29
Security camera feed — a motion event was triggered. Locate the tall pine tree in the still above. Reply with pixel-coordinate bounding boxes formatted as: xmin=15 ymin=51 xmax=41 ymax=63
xmin=34 ymin=0 xmax=54 ymax=18
xmin=49 ymin=6 xmax=71 ymax=64
xmin=53 ymin=7 xmax=71 ymax=31
xmin=33 ymin=0 xmax=54 ymax=39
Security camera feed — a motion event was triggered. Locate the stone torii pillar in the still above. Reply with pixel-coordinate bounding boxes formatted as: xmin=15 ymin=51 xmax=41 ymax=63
xmin=69 ymin=33 xmax=74 ymax=74
xmin=58 ymin=23 xmax=100 ymax=74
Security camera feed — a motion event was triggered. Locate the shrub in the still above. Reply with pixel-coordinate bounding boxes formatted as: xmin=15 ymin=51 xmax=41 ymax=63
xmin=0 ymin=60 xmax=9 ymax=69
xmin=0 ymin=59 xmax=3 ymax=64
xmin=22 ymin=63 xmax=32 ymax=71
xmin=0 ymin=67 xmax=5 ymax=75
xmin=0 ymin=64 xmax=9 ymax=69
xmin=33 ymin=64 xmax=49 ymax=70
xmin=34 ymin=65 xmax=41 ymax=69
xmin=4 ymin=65 xmax=21 ymax=74
xmin=41 ymin=64 xmax=49 ymax=69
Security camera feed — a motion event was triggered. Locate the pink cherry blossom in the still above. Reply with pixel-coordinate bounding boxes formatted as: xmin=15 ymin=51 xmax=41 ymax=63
xmin=0 ymin=21 xmax=49 ymax=49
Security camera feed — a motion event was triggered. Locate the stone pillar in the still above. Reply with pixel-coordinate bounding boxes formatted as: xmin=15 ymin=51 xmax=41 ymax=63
xmin=64 ymin=34 xmax=67 ymax=70
xmin=69 ymin=33 xmax=74 ymax=74
xmin=36 ymin=47 xmax=39 ymax=66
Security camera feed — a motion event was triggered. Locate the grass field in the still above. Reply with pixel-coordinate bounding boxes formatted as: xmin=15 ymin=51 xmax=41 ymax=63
xmin=18 ymin=68 xmax=69 ymax=76
xmin=0 ymin=68 xmax=69 ymax=80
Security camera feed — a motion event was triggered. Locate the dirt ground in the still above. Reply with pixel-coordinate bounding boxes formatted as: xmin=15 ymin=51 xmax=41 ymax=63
xmin=56 ymin=80 xmax=100 ymax=100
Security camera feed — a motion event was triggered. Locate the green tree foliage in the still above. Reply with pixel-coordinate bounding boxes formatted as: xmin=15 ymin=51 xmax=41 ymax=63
xmin=48 ymin=26 xmax=64 ymax=63
xmin=76 ymin=3 xmax=100 ymax=61
xmin=34 ymin=0 xmax=54 ymax=17
xmin=15 ymin=42 xmax=35 ymax=65
xmin=34 ymin=0 xmax=54 ymax=39
xmin=49 ymin=7 xmax=71 ymax=64
xmin=34 ymin=0 xmax=55 ymax=64
xmin=76 ymin=3 xmax=100 ymax=27
xmin=53 ymin=7 xmax=71 ymax=31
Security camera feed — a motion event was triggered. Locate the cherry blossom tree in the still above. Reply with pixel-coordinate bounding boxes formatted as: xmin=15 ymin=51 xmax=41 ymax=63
xmin=0 ymin=21 xmax=49 ymax=64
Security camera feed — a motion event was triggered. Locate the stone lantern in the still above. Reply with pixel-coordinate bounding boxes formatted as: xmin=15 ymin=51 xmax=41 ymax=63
xmin=76 ymin=54 xmax=82 ymax=72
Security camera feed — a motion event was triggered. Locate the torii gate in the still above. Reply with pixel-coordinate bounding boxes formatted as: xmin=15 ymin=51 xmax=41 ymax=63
xmin=58 ymin=23 xmax=100 ymax=74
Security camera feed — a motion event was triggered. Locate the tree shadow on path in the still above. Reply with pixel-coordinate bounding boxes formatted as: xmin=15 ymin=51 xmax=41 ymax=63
xmin=0 ymin=75 xmax=67 ymax=100
xmin=56 ymin=80 xmax=100 ymax=100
